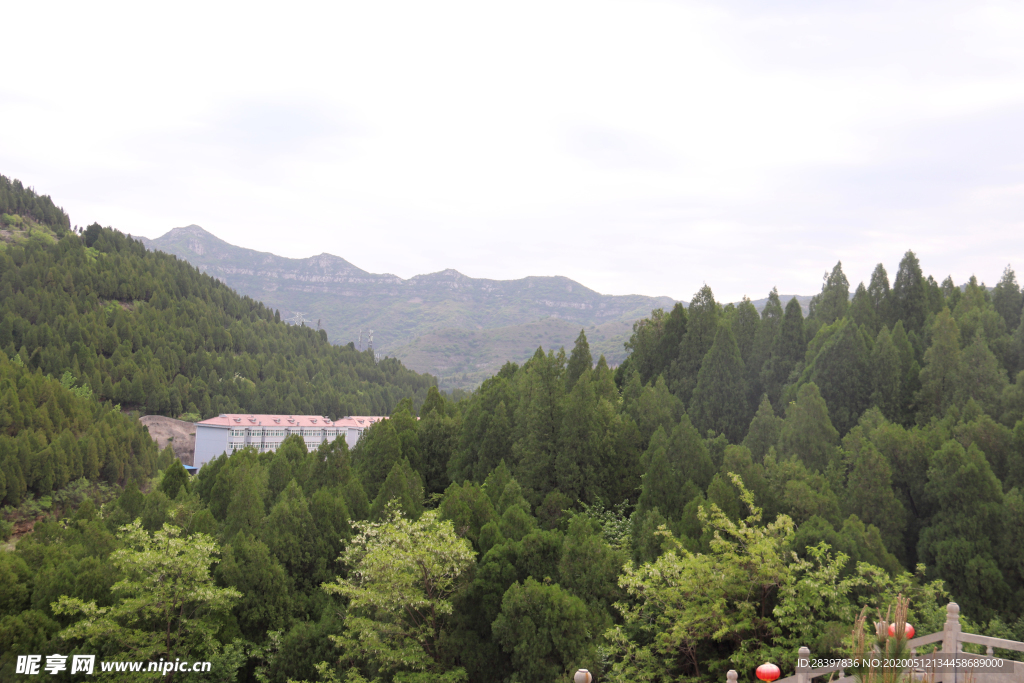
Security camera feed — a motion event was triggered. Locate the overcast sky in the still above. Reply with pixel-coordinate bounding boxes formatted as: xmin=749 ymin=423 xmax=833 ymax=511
xmin=3 ymin=1 xmax=1024 ymax=302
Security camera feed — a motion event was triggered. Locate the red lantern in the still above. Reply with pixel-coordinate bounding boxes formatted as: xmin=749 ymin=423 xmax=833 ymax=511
xmin=756 ymin=663 xmax=781 ymax=682
xmin=887 ymin=623 xmax=915 ymax=639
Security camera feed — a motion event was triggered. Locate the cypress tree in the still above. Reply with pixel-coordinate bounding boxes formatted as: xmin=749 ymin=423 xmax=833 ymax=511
xmin=653 ymin=303 xmax=688 ymax=381
xmin=992 ymin=265 xmax=1023 ymax=332
xmin=762 ymin=297 xmax=807 ymax=409
xmin=748 ymin=288 xmax=784 ymax=408
xmin=956 ymin=332 xmax=1007 ymax=416
xmin=158 ymin=458 xmax=190 ymax=499
xmin=797 ymin=318 xmax=871 ymax=434
xmin=688 ymin=321 xmax=748 ymax=443
xmin=890 ymin=250 xmax=928 ymax=334
xmin=849 ymin=282 xmax=878 ymax=334
xmin=565 ymin=329 xmax=592 ymax=391
xmin=916 ymin=309 xmax=961 ymax=422
xmin=743 ymin=395 xmax=782 ymax=463
xmin=511 ymin=348 xmax=565 ymax=502
xmin=842 ymin=436 xmax=907 ymax=563
xmin=779 ymin=383 xmax=839 ymax=472
xmin=369 ymin=458 xmax=424 ymax=520
xmin=867 ymin=263 xmax=891 ymax=322
xmin=810 ymin=261 xmax=850 ymax=324
xmin=870 ymin=326 xmax=903 ymax=423
xmin=668 ymin=285 xmax=719 ymax=405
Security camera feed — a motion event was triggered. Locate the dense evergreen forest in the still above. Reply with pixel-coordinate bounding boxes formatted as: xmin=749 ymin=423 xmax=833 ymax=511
xmin=0 ymin=174 xmax=71 ymax=233
xmin=1 ymin=175 xmax=1023 ymax=683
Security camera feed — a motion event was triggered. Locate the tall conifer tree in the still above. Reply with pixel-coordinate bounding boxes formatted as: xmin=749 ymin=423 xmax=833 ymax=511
xmin=566 ymin=329 xmax=593 ymax=391
xmin=688 ymin=321 xmax=748 ymax=443
xmin=890 ymin=250 xmax=928 ymax=334
xmin=668 ymin=285 xmax=719 ymax=405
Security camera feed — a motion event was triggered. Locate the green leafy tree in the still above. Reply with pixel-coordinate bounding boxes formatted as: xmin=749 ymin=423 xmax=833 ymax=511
xmin=53 ymin=520 xmax=241 ymax=672
xmin=491 ymin=578 xmax=594 ymax=683
xmin=322 ymin=505 xmax=476 ymax=683
xmin=605 ymin=476 xmax=795 ymax=682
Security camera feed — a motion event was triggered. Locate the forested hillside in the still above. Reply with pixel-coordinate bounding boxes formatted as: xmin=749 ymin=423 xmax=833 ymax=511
xmin=0 ymin=174 xmax=71 ymax=233
xmin=0 ymin=222 xmax=435 ymax=421
xmin=3 ymin=180 xmax=1023 ymax=683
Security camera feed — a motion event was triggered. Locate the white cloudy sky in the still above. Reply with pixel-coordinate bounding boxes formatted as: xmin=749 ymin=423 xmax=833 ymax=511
xmin=3 ymin=0 xmax=1024 ymax=302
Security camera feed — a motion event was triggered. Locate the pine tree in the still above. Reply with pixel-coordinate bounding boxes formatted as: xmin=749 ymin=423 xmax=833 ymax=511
xmin=566 ymin=329 xmax=593 ymax=391
xmin=688 ymin=321 xmax=748 ymax=443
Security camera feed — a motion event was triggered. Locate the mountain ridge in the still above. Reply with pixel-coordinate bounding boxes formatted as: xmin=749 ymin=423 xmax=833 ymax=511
xmin=138 ymin=225 xmax=679 ymax=387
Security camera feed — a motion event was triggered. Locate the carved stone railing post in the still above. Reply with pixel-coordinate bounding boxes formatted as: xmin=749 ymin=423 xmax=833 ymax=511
xmin=727 ymin=669 xmax=738 ymax=683
xmin=796 ymin=646 xmax=811 ymax=683
xmin=943 ymin=602 xmax=961 ymax=683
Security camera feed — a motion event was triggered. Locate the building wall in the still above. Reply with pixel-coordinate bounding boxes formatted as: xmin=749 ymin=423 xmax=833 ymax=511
xmin=193 ymin=421 xmax=367 ymax=467
xmin=194 ymin=424 xmax=229 ymax=468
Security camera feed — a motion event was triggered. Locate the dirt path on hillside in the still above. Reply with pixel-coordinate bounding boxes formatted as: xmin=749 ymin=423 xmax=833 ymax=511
xmin=139 ymin=415 xmax=196 ymax=466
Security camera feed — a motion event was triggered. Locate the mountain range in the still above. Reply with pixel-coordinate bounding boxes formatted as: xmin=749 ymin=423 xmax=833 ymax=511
xmin=137 ymin=226 xmax=679 ymax=388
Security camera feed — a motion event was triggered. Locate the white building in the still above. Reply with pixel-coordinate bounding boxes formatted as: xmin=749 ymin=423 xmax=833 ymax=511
xmin=193 ymin=414 xmax=386 ymax=468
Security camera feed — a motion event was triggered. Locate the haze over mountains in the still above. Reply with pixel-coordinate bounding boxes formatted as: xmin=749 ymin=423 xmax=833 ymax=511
xmin=138 ymin=226 xmax=678 ymax=388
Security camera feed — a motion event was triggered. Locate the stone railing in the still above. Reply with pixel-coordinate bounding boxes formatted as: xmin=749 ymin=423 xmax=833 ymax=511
xmin=725 ymin=603 xmax=1024 ymax=683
